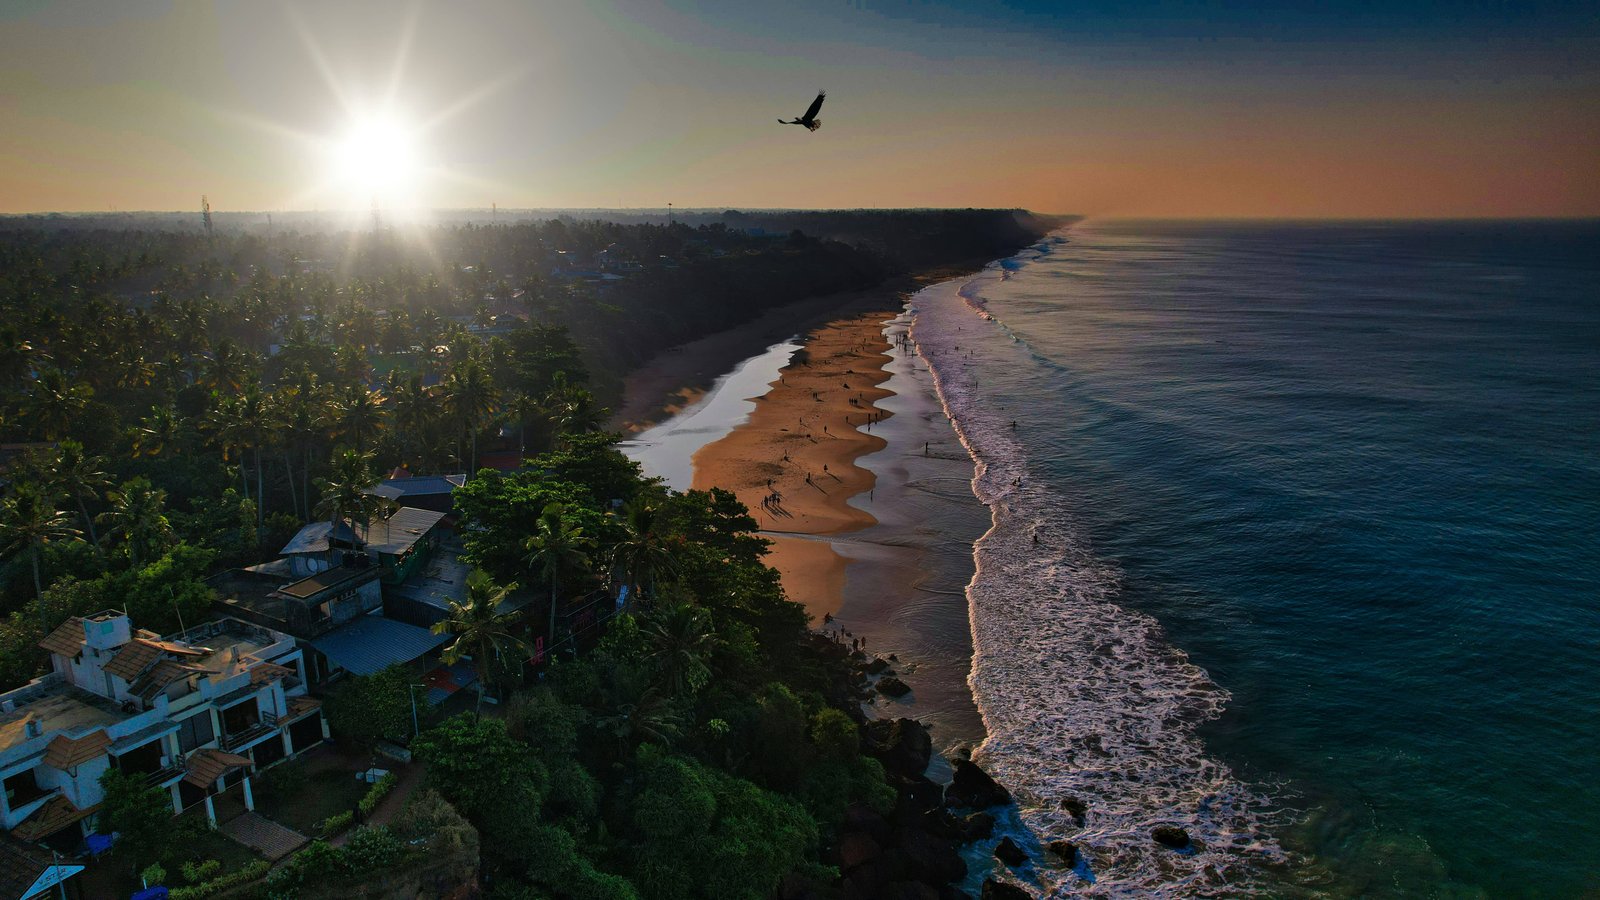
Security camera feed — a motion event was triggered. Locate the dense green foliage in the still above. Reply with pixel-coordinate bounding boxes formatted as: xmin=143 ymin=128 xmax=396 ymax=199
xmin=98 ymin=768 xmax=178 ymax=873
xmin=398 ymin=435 xmax=893 ymax=899
xmin=0 ymin=211 xmax=1054 ymax=895
xmin=322 ymin=663 xmax=417 ymax=747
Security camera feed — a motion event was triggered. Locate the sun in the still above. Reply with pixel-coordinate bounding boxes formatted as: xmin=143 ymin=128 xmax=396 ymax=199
xmin=326 ymin=112 xmax=423 ymax=207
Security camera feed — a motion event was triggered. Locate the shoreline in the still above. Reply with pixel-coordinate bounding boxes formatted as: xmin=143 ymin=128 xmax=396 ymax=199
xmin=689 ymin=311 xmax=900 ymax=619
xmin=607 ymin=264 xmax=992 ymax=435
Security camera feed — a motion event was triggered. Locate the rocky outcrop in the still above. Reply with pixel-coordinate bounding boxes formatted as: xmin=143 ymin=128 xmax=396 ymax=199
xmin=946 ymin=758 xmax=1011 ymax=809
xmin=862 ymin=718 xmax=933 ymax=780
xmin=1151 ymin=825 xmax=1191 ymax=850
xmin=993 ymin=836 xmax=1028 ymax=867
xmin=877 ymin=676 xmax=913 ymax=698
xmin=960 ymin=812 xmax=996 ymax=841
xmin=1047 ymin=840 xmax=1077 ymax=864
xmin=1058 ymin=796 xmax=1087 ymax=825
xmin=980 ymin=880 xmax=1032 ymax=900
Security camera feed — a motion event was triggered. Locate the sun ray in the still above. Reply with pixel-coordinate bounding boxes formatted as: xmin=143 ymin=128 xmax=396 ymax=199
xmin=385 ymin=2 xmax=422 ymax=109
xmin=285 ymin=5 xmax=359 ymax=117
xmin=416 ymin=64 xmax=534 ymax=134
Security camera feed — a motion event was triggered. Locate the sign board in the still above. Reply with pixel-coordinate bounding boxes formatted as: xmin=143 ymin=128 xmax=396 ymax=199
xmin=22 ymin=864 xmax=83 ymax=899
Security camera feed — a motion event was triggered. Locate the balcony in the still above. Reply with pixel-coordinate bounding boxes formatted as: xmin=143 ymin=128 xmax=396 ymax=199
xmin=219 ymin=711 xmax=279 ymax=753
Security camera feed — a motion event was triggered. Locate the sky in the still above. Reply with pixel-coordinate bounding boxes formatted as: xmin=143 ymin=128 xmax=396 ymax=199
xmin=1 ymin=0 xmax=1597 ymax=217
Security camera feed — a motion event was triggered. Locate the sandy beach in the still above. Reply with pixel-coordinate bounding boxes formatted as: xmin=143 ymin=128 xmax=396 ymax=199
xmin=689 ymin=311 xmax=901 ymax=618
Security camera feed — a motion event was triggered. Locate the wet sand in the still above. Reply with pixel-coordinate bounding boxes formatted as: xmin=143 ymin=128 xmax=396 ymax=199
xmin=690 ymin=311 xmax=899 ymax=617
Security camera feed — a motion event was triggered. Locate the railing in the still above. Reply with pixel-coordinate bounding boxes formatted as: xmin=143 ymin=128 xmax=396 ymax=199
xmin=141 ymin=764 xmax=186 ymax=787
xmin=219 ymin=711 xmax=279 ymax=752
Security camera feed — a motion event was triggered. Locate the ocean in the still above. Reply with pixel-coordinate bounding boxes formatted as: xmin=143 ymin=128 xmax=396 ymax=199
xmin=911 ymin=220 xmax=1599 ymax=897
xmin=624 ymin=219 xmax=1600 ymax=897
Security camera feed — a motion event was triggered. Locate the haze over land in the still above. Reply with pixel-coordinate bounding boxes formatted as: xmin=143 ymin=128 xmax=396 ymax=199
xmin=2 ymin=0 xmax=1597 ymax=217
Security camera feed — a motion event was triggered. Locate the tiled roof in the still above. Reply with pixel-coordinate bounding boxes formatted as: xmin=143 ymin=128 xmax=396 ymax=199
xmin=42 ymin=730 xmax=110 ymax=769
xmin=283 ymin=696 xmax=322 ymax=723
xmin=37 ymin=617 xmax=85 ymax=658
xmin=11 ymin=795 xmax=98 ymax=841
xmin=0 ymin=832 xmax=58 ymax=900
xmin=129 ymin=660 xmax=217 ymax=703
xmin=249 ymin=663 xmax=294 ymax=684
xmin=183 ymin=749 xmax=253 ymax=789
xmin=102 ymin=639 xmax=162 ymax=680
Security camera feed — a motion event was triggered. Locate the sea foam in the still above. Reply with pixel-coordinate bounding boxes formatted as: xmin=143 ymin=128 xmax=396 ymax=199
xmin=911 ymin=241 xmax=1287 ymax=897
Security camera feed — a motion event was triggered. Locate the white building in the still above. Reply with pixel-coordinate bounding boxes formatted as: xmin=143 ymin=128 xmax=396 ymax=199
xmin=0 ymin=611 xmax=327 ymax=849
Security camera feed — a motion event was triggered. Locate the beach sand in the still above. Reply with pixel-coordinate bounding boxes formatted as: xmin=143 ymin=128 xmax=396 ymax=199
xmin=690 ymin=311 xmax=900 ymax=618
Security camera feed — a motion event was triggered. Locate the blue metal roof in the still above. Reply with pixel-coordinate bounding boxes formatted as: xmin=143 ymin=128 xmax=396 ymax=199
xmin=310 ymin=615 xmax=450 ymax=676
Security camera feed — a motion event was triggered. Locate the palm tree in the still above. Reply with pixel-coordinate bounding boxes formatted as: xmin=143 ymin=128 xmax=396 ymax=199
xmin=523 ymin=503 xmax=595 ymax=651
xmin=235 ymin=388 xmax=274 ymax=533
xmin=201 ymin=338 xmax=253 ymax=393
xmin=332 ymin=385 xmax=385 ymax=454
xmin=388 ymin=375 xmax=437 ymax=470
xmin=26 ymin=369 xmax=93 ymax=441
xmin=97 ymin=478 xmax=175 ymax=570
xmin=47 ymin=440 xmax=111 ymax=556
xmin=641 ymin=603 xmax=716 ymax=697
xmin=442 ymin=359 xmax=498 ymax=472
xmin=0 ymin=484 xmax=82 ymax=603
xmin=132 ymin=407 xmax=182 ymax=460
xmin=594 ymin=682 xmax=682 ymax=751
xmin=540 ymin=373 xmax=600 ymax=450
xmin=610 ymin=501 xmax=677 ymax=611
xmin=313 ymin=448 xmax=379 ymax=568
xmin=430 ymin=570 xmax=530 ymax=709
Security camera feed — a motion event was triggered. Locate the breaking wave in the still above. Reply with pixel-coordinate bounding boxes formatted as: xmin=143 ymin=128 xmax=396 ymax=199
xmin=910 ymin=245 xmax=1289 ymax=897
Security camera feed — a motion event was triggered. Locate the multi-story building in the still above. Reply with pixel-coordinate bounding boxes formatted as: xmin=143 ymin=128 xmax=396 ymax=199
xmin=0 ymin=611 xmax=327 ymax=849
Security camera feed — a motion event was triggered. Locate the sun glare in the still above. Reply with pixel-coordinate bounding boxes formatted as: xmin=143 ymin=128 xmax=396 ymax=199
xmin=327 ymin=112 xmax=423 ymax=207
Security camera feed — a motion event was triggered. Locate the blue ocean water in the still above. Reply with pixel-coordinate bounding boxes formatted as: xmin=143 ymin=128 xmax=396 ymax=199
xmin=918 ymin=220 xmax=1600 ymax=896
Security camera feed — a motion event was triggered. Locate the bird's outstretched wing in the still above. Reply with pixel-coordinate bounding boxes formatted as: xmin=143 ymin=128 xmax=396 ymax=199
xmin=804 ymin=91 xmax=826 ymax=120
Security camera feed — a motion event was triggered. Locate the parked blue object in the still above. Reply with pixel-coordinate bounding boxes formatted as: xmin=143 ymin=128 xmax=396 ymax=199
xmin=131 ymin=887 xmax=169 ymax=900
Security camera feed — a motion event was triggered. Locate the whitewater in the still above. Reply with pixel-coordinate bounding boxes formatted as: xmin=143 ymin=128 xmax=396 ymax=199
xmin=910 ymin=239 xmax=1286 ymax=897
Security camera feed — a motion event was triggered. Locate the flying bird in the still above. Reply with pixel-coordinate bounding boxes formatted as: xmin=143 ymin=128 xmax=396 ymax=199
xmin=779 ymin=91 xmax=826 ymax=132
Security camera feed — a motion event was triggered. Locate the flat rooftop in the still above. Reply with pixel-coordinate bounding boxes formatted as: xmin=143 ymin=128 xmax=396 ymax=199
xmin=0 ymin=682 xmax=126 ymax=756
xmin=185 ymin=630 xmax=275 ymax=678
xmin=386 ymin=548 xmax=472 ymax=612
xmin=276 ymin=565 xmax=378 ymax=600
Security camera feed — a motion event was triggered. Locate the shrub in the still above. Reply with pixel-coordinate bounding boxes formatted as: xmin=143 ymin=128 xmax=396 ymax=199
xmin=168 ymin=859 xmax=270 ymax=900
xmin=358 ymin=771 xmax=398 ymax=817
xmin=141 ymin=863 xmax=166 ymax=887
xmin=318 ymin=810 xmax=355 ymax=838
xmin=179 ymin=859 xmax=221 ymax=884
xmin=345 ymin=826 xmax=404 ymax=871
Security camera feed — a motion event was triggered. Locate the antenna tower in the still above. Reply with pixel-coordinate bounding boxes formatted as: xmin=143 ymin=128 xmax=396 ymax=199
xmin=201 ymin=195 xmax=214 ymax=242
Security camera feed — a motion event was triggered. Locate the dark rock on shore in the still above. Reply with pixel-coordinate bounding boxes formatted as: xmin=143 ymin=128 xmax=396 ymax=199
xmin=947 ymin=758 xmax=1012 ymax=809
xmin=862 ymin=718 xmax=932 ymax=779
xmin=897 ymin=827 xmax=968 ymax=885
xmin=866 ymin=657 xmax=893 ymax=675
xmin=1151 ymin=825 xmax=1191 ymax=850
xmin=980 ymin=879 xmax=1032 ymax=900
xmin=993 ymin=836 xmax=1028 ymax=867
xmin=1058 ymin=796 xmax=1087 ymax=824
xmin=843 ymin=802 xmax=892 ymax=845
xmin=1047 ymin=840 xmax=1077 ymax=864
xmin=879 ymin=882 xmax=941 ymax=900
xmin=897 ymin=776 xmax=946 ymax=817
xmin=960 ymin=811 xmax=996 ymax=841
xmin=878 ymin=676 xmax=913 ymax=697
xmin=836 ymin=831 xmax=884 ymax=870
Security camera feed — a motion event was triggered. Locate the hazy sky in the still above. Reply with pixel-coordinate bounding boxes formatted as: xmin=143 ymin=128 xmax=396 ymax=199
xmin=2 ymin=0 xmax=1597 ymax=216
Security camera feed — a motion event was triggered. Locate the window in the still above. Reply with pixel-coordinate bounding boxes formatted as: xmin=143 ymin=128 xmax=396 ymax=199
xmin=176 ymin=712 xmax=215 ymax=753
xmin=3 ymin=769 xmax=48 ymax=808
